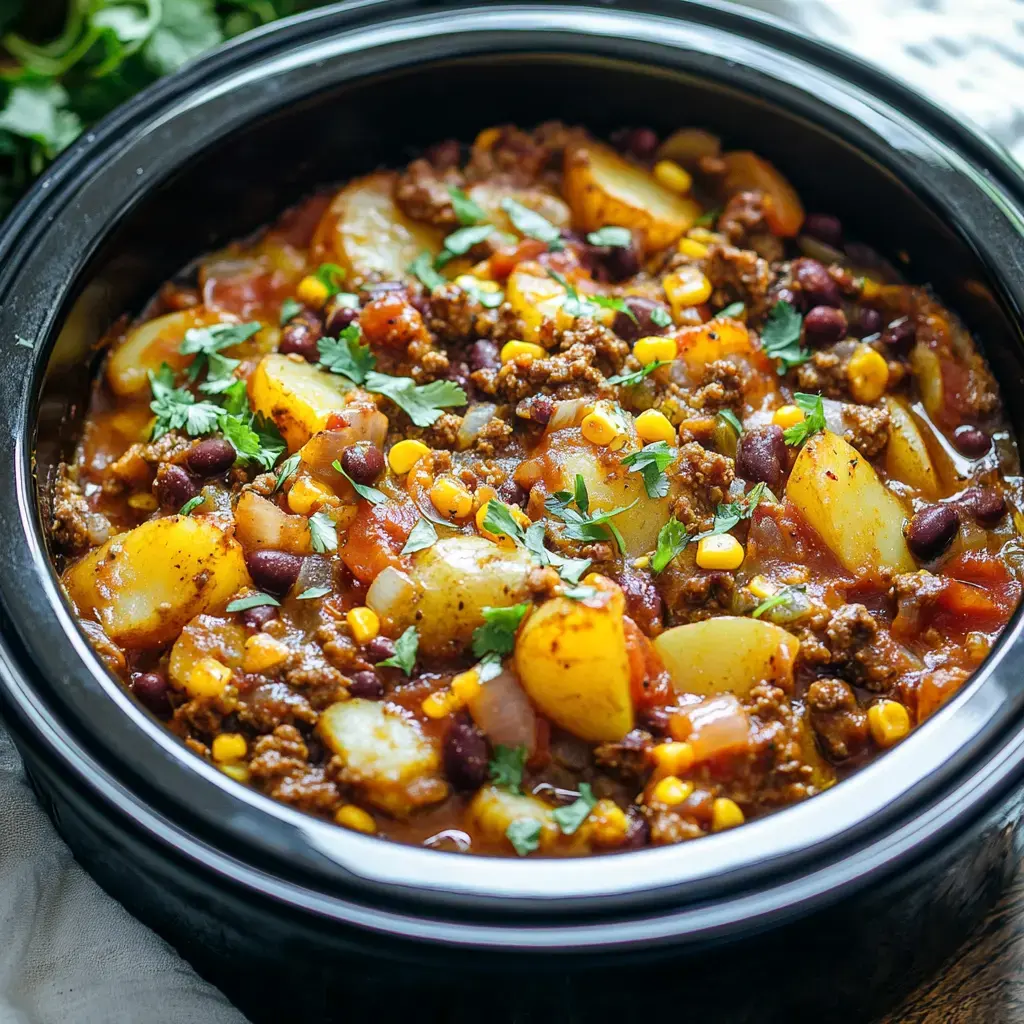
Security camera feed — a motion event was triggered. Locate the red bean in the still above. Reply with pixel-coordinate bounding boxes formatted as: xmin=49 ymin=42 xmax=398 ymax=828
xmin=244 ymin=550 xmax=302 ymax=596
xmin=960 ymin=487 xmax=1006 ymax=525
xmin=803 ymin=305 xmax=848 ymax=343
xmin=341 ymin=443 xmax=384 ymax=485
xmin=324 ymin=297 xmax=359 ymax=337
xmin=906 ymin=504 xmax=960 ymax=561
xmin=132 ymin=672 xmax=170 ymax=714
xmin=598 ymin=243 xmax=641 ymax=283
xmin=953 ymin=424 xmax=991 ymax=459
xmin=802 ymin=213 xmax=843 ymax=248
xmin=348 ymin=670 xmax=384 ymax=698
xmin=613 ymin=296 xmax=671 ymax=341
xmin=242 ymin=604 xmax=278 ymax=630
xmin=854 ymin=307 xmax=883 ymax=338
xmin=794 ymin=258 xmax=841 ymax=308
xmin=443 ymin=715 xmax=491 ymax=789
xmin=615 ymin=566 xmax=663 ymax=635
xmin=156 ymin=464 xmax=198 ymax=510
xmin=735 ymin=425 xmax=787 ymax=489
xmin=363 ymin=636 xmax=396 ymax=662
xmin=516 ymin=394 xmax=553 ymax=426
xmin=468 ymin=339 xmax=500 ymax=373
xmin=186 ymin=438 xmax=236 ymax=477
xmin=278 ymin=310 xmax=322 ymax=362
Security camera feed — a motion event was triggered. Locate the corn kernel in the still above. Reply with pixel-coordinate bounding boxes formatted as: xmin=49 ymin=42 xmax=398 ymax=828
xmin=635 ymin=409 xmax=677 ymax=445
xmin=287 ymin=475 xmax=334 ymax=515
xmin=186 ymin=657 xmax=232 ymax=699
xmin=650 ymin=741 xmax=695 ymax=778
xmin=663 ymin=266 xmax=712 ymax=314
xmin=650 ymin=775 xmax=694 ymax=807
xmin=346 ymin=606 xmax=380 ymax=645
xmin=500 ymin=340 xmax=546 ymax=363
xmin=242 ymin=633 xmax=291 ymax=673
xmin=335 ymin=804 xmax=377 ymax=834
xmin=455 ymin=273 xmax=500 ymax=294
xmin=696 ymin=533 xmax=745 ymax=570
xmin=421 ymin=690 xmax=456 ymax=719
xmin=211 ymin=732 xmax=247 ymax=764
xmin=220 ymin=763 xmax=250 ymax=783
xmin=868 ymin=699 xmax=911 ymax=748
xmin=687 ymin=226 xmax=719 ymax=244
xmin=430 ymin=476 xmax=474 ymax=519
xmin=632 ymin=556 xmax=650 ymax=570
xmin=476 ymin=498 xmax=529 ymax=546
xmin=128 ymin=492 xmax=159 ymax=512
xmin=296 ymin=275 xmax=330 ymax=309
xmin=633 ymin=335 xmax=678 ymax=365
xmin=861 ymin=277 xmax=882 ymax=300
xmin=847 ymin=344 xmax=890 ymax=403
xmin=653 ymin=159 xmax=693 ymax=194
xmin=772 ymin=404 xmax=805 ymax=430
xmin=711 ymin=797 xmax=745 ymax=831
xmin=677 ymin=237 xmax=709 ymax=259
xmin=587 ymin=799 xmax=629 ymax=845
xmin=451 ymin=668 xmax=482 ymax=705
xmin=387 ymin=439 xmax=431 ymax=475
xmin=748 ymin=575 xmax=775 ymax=600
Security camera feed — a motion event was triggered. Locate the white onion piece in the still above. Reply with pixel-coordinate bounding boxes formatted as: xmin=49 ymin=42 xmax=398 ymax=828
xmin=366 ymin=566 xmax=417 ymax=620
xmin=299 ymin=408 xmax=389 ymax=482
xmin=822 ymin=397 xmax=845 ymax=435
xmin=296 ymin=554 xmax=334 ymax=593
xmin=457 ymin=403 xmax=497 ymax=449
xmin=685 ymin=695 xmax=751 ymax=763
xmin=467 ymin=668 xmax=537 ymax=754
xmin=545 ymin=398 xmax=587 ymax=434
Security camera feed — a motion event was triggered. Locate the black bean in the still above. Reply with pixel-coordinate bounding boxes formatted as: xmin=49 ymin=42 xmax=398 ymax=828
xmin=598 ymin=243 xmax=641 ymax=283
xmin=324 ymin=297 xmax=359 ymax=337
xmin=242 ymin=603 xmax=278 ymax=630
xmin=341 ymin=443 xmax=384 ymax=485
xmin=906 ymin=504 xmax=960 ymax=561
xmin=186 ymin=438 xmax=237 ymax=477
xmin=156 ymin=464 xmax=198 ymax=510
xmin=612 ymin=296 xmax=671 ymax=342
xmin=363 ymin=636 xmax=396 ymax=662
xmin=953 ymin=424 xmax=991 ymax=459
xmin=132 ymin=672 xmax=170 ymax=714
xmin=735 ymin=425 xmax=787 ymax=489
xmin=793 ymin=258 xmax=841 ymax=308
xmin=348 ymin=670 xmax=384 ymax=699
xmin=443 ymin=716 xmax=491 ymax=790
xmin=961 ymin=487 xmax=1006 ymax=526
xmin=244 ymin=550 xmax=302 ymax=596
xmin=881 ymin=317 xmax=917 ymax=352
xmin=803 ymin=305 xmax=848 ymax=344
xmin=854 ymin=307 xmax=883 ymax=338
xmin=278 ymin=311 xmax=322 ymax=362
xmin=467 ymin=339 xmax=500 ymax=373
xmin=802 ymin=213 xmax=843 ymax=249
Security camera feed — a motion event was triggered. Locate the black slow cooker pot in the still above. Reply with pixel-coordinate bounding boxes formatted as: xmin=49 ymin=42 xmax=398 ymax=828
xmin=2 ymin=2 xmax=1024 ymax=1021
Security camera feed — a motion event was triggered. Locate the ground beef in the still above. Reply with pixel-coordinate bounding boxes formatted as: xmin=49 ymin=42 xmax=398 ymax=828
xmin=423 ymin=412 xmax=464 ymax=450
xmin=471 ymin=415 xmax=515 ymax=457
xmin=51 ymin=465 xmax=110 ymax=554
xmin=105 ymin=431 xmax=191 ymax=491
xmin=794 ymin=346 xmax=852 ymax=398
xmin=806 ymin=678 xmax=869 ymax=762
xmin=842 ymin=402 xmax=890 ymax=457
xmin=465 ymin=125 xmax=552 ymax=185
xmin=249 ymin=725 xmax=341 ymax=814
xmin=593 ymin=729 xmax=653 ymax=782
xmin=688 ymin=359 xmax=745 ymax=414
xmin=283 ymin=655 xmax=349 ymax=710
xmin=237 ymin=681 xmax=317 ymax=733
xmin=644 ymin=807 xmax=705 ymax=845
xmin=474 ymin=340 xmax=607 ymax=403
xmin=826 ymin=603 xmax=897 ymax=689
xmin=716 ymin=192 xmax=784 ymax=263
xmin=556 ymin=318 xmax=630 ymax=373
xmin=703 ymin=242 xmax=773 ymax=315
xmin=171 ymin=693 xmax=231 ymax=736
xmin=426 ymin=283 xmax=483 ymax=344
xmin=393 ymin=158 xmax=461 ymax=228
xmin=674 ymin=441 xmax=735 ymax=518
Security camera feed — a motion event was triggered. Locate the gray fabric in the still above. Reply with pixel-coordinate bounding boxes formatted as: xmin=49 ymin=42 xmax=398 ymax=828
xmin=0 ymin=1 xmax=1019 ymax=1020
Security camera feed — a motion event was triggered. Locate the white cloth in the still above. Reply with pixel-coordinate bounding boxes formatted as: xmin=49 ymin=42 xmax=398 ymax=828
xmin=0 ymin=2 xmax=1020 ymax=1021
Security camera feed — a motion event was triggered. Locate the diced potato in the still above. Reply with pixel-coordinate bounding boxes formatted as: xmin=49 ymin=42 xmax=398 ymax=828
xmin=884 ymin=397 xmax=939 ymax=498
xmin=250 ymin=353 xmax=352 ymax=451
xmin=786 ymin=430 xmax=914 ymax=574
xmin=506 ymin=262 xmax=573 ymax=342
xmin=653 ymin=617 xmax=799 ymax=697
xmin=168 ymin=614 xmax=248 ymax=690
xmin=64 ymin=516 xmax=251 ymax=648
xmin=310 ymin=171 xmax=443 ymax=281
xmin=909 ymin=342 xmax=944 ymax=421
xmin=389 ymin=536 xmax=534 ymax=657
xmin=466 ymin=182 xmax=571 ymax=236
xmin=515 ymin=588 xmax=633 ymax=743
xmin=720 ymin=151 xmax=805 ymax=237
xmin=318 ymin=699 xmax=448 ymax=815
xmin=563 ymin=141 xmax=701 ymax=252
xmin=675 ymin=318 xmax=755 ymax=373
xmin=233 ymin=491 xmax=313 ymax=555
xmin=467 ymin=785 xmax=558 ymax=852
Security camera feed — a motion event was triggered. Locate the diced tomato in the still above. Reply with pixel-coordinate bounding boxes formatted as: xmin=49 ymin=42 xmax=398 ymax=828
xmin=933 ymin=551 xmax=1021 ymax=634
xmin=359 ymin=293 xmax=429 ymax=351
xmin=917 ymin=667 xmax=969 ymax=722
xmin=623 ymin=615 xmax=672 ymax=709
xmin=339 ymin=499 xmax=418 ymax=584
xmin=488 ymin=238 xmax=548 ymax=280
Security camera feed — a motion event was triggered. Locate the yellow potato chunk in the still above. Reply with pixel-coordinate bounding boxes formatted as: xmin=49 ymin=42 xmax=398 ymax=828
xmin=653 ymin=617 xmax=799 ymax=697
xmin=466 ymin=182 xmax=571 ymax=236
xmin=786 ymin=430 xmax=914 ymax=575
xmin=168 ymin=614 xmax=248 ymax=690
xmin=64 ymin=516 xmax=251 ymax=648
xmin=884 ymin=397 xmax=939 ymax=498
xmin=250 ymin=353 xmax=352 ymax=451
xmin=506 ymin=263 xmax=572 ymax=342
xmin=563 ymin=141 xmax=700 ymax=252
xmin=467 ymin=785 xmax=557 ymax=852
xmin=515 ymin=588 xmax=633 ymax=743
xmin=311 ymin=171 xmax=443 ymax=280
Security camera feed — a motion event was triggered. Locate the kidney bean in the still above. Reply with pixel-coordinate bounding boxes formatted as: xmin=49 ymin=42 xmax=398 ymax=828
xmin=156 ymin=464 xmax=198 ymax=510
xmin=497 ymin=479 xmax=528 ymax=508
xmin=615 ymin=566 xmax=663 ymax=635
xmin=802 ymin=212 xmax=843 ymax=249
xmin=186 ymin=438 xmax=237 ymax=477
xmin=468 ymin=339 xmax=500 ymax=373
xmin=242 ymin=604 xmax=278 ymax=630
xmin=735 ymin=425 xmax=787 ymax=489
xmin=324 ymin=297 xmax=359 ymax=337
xmin=853 ymin=307 xmax=883 ymax=338
xmin=611 ymin=127 xmax=659 ymax=162
xmin=348 ymin=670 xmax=384 ymax=699
xmin=881 ymin=317 xmax=917 ymax=351
xmin=773 ymin=285 xmax=802 ymax=311
xmin=443 ymin=716 xmax=491 ymax=790
xmin=278 ymin=310 xmax=322 ymax=362
xmin=598 ymin=243 xmax=641 ymax=283
xmin=446 ymin=360 xmax=473 ymax=396
xmin=363 ymin=636 xmax=396 ymax=662
xmin=244 ymin=550 xmax=302 ymax=596
xmin=342 ymin=442 xmax=384 ymax=485
xmin=953 ymin=424 xmax=991 ymax=459
xmin=622 ymin=810 xmax=651 ymax=850
xmin=793 ymin=258 xmax=841 ymax=308
xmin=906 ymin=504 xmax=960 ymax=561
xmin=517 ymin=394 xmax=553 ymax=426
xmin=613 ymin=296 xmax=671 ymax=341
xmin=132 ymin=672 xmax=170 ymax=714
xmin=961 ymin=487 xmax=1006 ymax=525
xmin=803 ymin=305 xmax=848 ymax=344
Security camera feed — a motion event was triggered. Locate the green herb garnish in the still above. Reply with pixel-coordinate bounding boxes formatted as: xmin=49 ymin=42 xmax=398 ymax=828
xmin=308 ymin=510 xmax=338 ymax=553
xmin=297 ymin=586 xmax=332 ymax=601
xmin=506 ymin=818 xmax=542 ymax=857
xmin=400 ymin=518 xmax=438 ymax=555
xmin=317 ymin=325 xmax=374 ymax=385
xmin=180 ymin=321 xmax=259 ymax=389
xmin=226 ymin=592 xmax=280 ymax=613
xmin=179 ymin=494 xmax=205 ymax=516
xmin=544 ymin=475 xmax=637 ymax=556
xmin=409 ymin=252 xmax=447 ymax=291
xmin=448 ymin=185 xmax=487 ymax=225
xmin=364 ymin=371 xmax=467 ymax=428
xmin=649 ymin=306 xmax=673 ymax=328
xmin=695 ymin=482 xmax=767 ymax=540
xmin=621 ymin=441 xmax=676 ymax=499
xmin=472 ymin=604 xmax=529 ymax=660
xmin=652 ymin=518 xmax=689 ymax=573
xmin=489 ymin=744 xmax=528 ymax=793
xmin=606 ymin=360 xmax=670 ymax=387
xmin=782 ymin=392 xmax=827 ymax=447
xmin=220 ymin=408 xmax=286 ymax=472
xmin=586 ymin=226 xmax=632 ymax=248
xmin=718 ymin=301 xmax=745 ymax=319
xmin=500 ymin=198 xmax=563 ymax=249
xmin=752 ymin=584 xmax=807 ymax=620
xmin=273 ymin=452 xmax=301 ymax=492
xmin=716 ymin=409 xmax=743 ymax=436
xmin=313 ymin=262 xmax=346 ymax=298
xmin=551 ymin=783 xmax=597 ymax=835
xmin=436 ymin=224 xmax=493 ymax=266
xmin=148 ymin=364 xmax=221 ymax=440
xmin=760 ymin=300 xmax=808 ymax=372
xmin=377 ymin=625 xmax=419 ymax=675
xmin=279 ymin=298 xmax=302 ymax=326
xmin=695 ymin=207 xmax=721 ymax=227
xmin=331 ymin=459 xmax=386 ymax=504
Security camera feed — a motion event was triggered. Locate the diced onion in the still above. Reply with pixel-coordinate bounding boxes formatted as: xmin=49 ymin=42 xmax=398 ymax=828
xmin=457 ymin=403 xmax=497 ymax=449
xmin=467 ymin=668 xmax=537 ymax=754
xmin=545 ymin=398 xmax=588 ymax=434
xmin=822 ymin=397 xmax=845 ymax=436
xmin=233 ymin=491 xmax=312 ymax=554
xmin=299 ymin=408 xmax=389 ymax=482
xmin=366 ymin=566 xmax=417 ymax=620
xmin=678 ymin=695 xmax=750 ymax=763
xmin=296 ymin=554 xmax=334 ymax=593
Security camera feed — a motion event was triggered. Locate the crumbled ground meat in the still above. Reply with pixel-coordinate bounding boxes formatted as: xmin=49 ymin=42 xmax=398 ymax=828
xmin=393 ymin=158 xmax=461 ymax=228
xmin=703 ymin=242 xmax=773 ymax=315
xmin=422 ymin=412 xmax=464 ymax=450
xmin=806 ymin=678 xmax=869 ymax=762
xmin=249 ymin=725 xmax=341 ymax=814
xmin=474 ymin=341 xmax=607 ymax=403
xmin=644 ymin=806 xmax=705 ymax=845
xmin=794 ymin=346 xmax=852 ymax=398
xmin=593 ymin=729 xmax=653 ymax=782
xmin=890 ymin=571 xmax=945 ymax=634
xmin=689 ymin=359 xmax=745 ymax=414
xmin=238 ymin=681 xmax=318 ymax=733
xmin=842 ymin=402 xmax=890 ymax=457
xmin=716 ymin=192 xmax=784 ymax=263
xmin=675 ymin=441 xmax=735 ymax=516
xmin=465 ymin=125 xmax=551 ymax=185
xmin=283 ymin=656 xmax=349 ymax=709
xmin=826 ymin=603 xmax=896 ymax=689
xmin=51 ymin=466 xmax=110 ymax=554
xmin=105 ymin=431 xmax=191 ymax=491
xmin=426 ymin=283 xmax=482 ymax=344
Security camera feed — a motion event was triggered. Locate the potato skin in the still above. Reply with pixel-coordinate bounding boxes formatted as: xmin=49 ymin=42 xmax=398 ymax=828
xmin=63 ymin=516 xmax=251 ymax=647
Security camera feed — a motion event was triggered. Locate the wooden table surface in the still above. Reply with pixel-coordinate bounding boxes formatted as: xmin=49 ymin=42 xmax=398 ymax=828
xmin=878 ymin=870 xmax=1024 ymax=1023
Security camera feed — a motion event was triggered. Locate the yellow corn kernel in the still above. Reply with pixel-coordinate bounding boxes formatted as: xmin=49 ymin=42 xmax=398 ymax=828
xmin=346 ymin=606 xmax=380 ymax=645
xmin=868 ymin=699 xmax=911 ymax=748
xmin=635 ymin=409 xmax=677 ymax=446
xmin=847 ymin=344 xmax=890 ymax=403
xmin=653 ymin=159 xmax=693 ymax=194
xmin=455 ymin=274 xmax=500 ymax=294
xmin=421 ymin=690 xmax=457 ymax=719
xmin=287 ymin=475 xmax=334 ymax=515
xmin=677 ymin=237 xmax=709 ymax=259
xmin=587 ymin=799 xmax=629 ymax=846
xmin=772 ymin=404 xmax=805 ymax=430
xmin=242 ymin=633 xmax=291 ymax=674
xmin=663 ymin=266 xmax=712 ymax=314
xmin=650 ymin=741 xmax=695 ymax=778
xmin=296 ymin=274 xmax=330 ymax=309
xmin=500 ymin=340 xmax=546 ymax=363
xmin=387 ymin=439 xmax=431 ymax=475
xmin=451 ymin=668 xmax=482 ymax=705
xmin=861 ymin=277 xmax=882 ymax=300
xmin=748 ymin=575 xmax=775 ymax=600
xmin=650 ymin=775 xmax=694 ymax=807
xmin=430 ymin=476 xmax=474 ymax=519
xmin=696 ymin=533 xmax=745 ymax=571
xmin=687 ymin=226 xmax=719 ymax=244
xmin=632 ymin=556 xmax=650 ymax=570
xmin=220 ymin=763 xmax=250 ymax=783
xmin=335 ymin=804 xmax=377 ymax=834
xmin=580 ymin=402 xmax=630 ymax=450
xmin=476 ymin=498 xmax=529 ymax=545
xmin=711 ymin=797 xmax=745 ymax=831
xmin=186 ymin=657 xmax=232 ymax=699
xmin=211 ymin=732 xmax=247 ymax=764
xmin=633 ymin=335 xmax=678 ymax=365
xmin=127 ymin=492 xmax=159 ymax=512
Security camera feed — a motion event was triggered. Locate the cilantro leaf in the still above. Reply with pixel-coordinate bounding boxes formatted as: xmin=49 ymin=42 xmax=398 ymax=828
xmin=718 ymin=301 xmax=745 ymax=319
xmin=313 ymin=263 xmax=346 ymax=298
xmin=456 ymin=277 xmax=504 ymax=309
xmin=482 ymin=500 xmax=527 ymax=546
xmin=472 ymin=604 xmax=529 ymax=660
xmin=621 ymin=441 xmax=676 ymax=499
xmin=500 ymin=198 xmax=563 ymax=249
xmin=506 ymin=818 xmax=542 ymax=857
xmin=308 ymin=511 xmax=338 ymax=554
xmin=180 ymin=321 xmax=260 ymax=384
xmin=486 ymin=503 xmax=591 ymax=583
xmin=591 ymin=294 xmax=637 ymax=323
xmin=752 ymin=583 xmax=808 ymax=621
xmin=274 ymin=452 xmax=301 ymax=492
xmin=551 ymin=783 xmax=597 ymax=835
xmin=760 ymin=300 xmax=808 ymax=372
xmin=317 ymin=325 xmax=375 ymax=385
xmin=652 ymin=518 xmax=689 ymax=573
xmin=449 ymin=185 xmax=488 ymax=225
xmin=544 ymin=477 xmax=638 ymax=556
xmin=783 ymin=393 xmax=827 ymax=447
xmin=716 ymin=409 xmax=744 ymax=437
xmin=148 ymin=365 xmax=221 ymax=439
xmin=547 ymin=269 xmax=597 ymax=318
xmin=0 ymin=82 xmax=81 ymax=158
xmin=586 ymin=226 xmax=632 ymax=248
xmin=695 ymin=206 xmax=721 ymax=227
xmin=279 ymin=298 xmax=302 ymax=326
xmin=409 ymin=252 xmax=447 ymax=291
xmin=179 ymin=494 xmax=205 ymax=516
xmin=649 ymin=306 xmax=673 ymax=328
xmin=436 ymin=224 xmax=493 ymax=266
xmin=220 ymin=410 xmax=286 ymax=471
xmin=401 ymin=518 xmax=438 ymax=555
xmin=562 ymin=585 xmax=598 ymax=601
xmin=489 ymin=745 xmax=527 ymax=793
xmin=297 ymin=586 xmax=332 ymax=601
xmin=377 ymin=626 xmax=419 ymax=675
xmin=226 ymin=592 xmax=280 ymax=613
xmin=606 ymin=360 xmax=670 ymax=387
xmin=332 ymin=460 xmax=386 ymax=504
xmin=696 ymin=482 xmax=767 ymax=540
xmin=364 ymin=372 xmax=467 ymax=428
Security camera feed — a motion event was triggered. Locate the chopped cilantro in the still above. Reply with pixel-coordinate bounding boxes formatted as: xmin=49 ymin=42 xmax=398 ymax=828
xmin=586 ymin=226 xmax=632 ymax=248
xmin=377 ymin=625 xmax=419 ymax=675
xmin=760 ymin=300 xmax=808 ymax=372
xmin=279 ymin=298 xmax=302 ymax=326
xmin=562 ymin=585 xmax=598 ymax=601
xmin=317 ymin=325 xmax=375 ymax=385
xmin=313 ymin=263 xmax=346 ymax=298
xmin=457 ymin=277 xmax=504 ymax=309
xmin=591 ymin=294 xmax=637 ymax=323
xmin=652 ymin=518 xmax=689 ymax=573
xmin=331 ymin=459 xmax=386 ymax=504
xmin=547 ymin=268 xmax=596 ymax=319
xmin=308 ymin=510 xmax=338 ymax=553
xmin=696 ymin=482 xmax=767 ymax=540
xmin=649 ymin=306 xmax=673 ymax=328
xmin=180 ymin=321 xmax=259 ymax=387
xmin=297 ymin=586 xmax=332 ymax=601
xmin=484 ymin=501 xmax=592 ymax=583
xmin=506 ymin=818 xmax=542 ymax=857
xmin=220 ymin=408 xmax=286 ymax=472
xmin=606 ymin=360 xmax=670 ymax=387
xmin=400 ymin=518 xmax=438 ymax=555
xmin=783 ymin=393 xmax=827 ymax=447
xmin=621 ymin=441 xmax=676 ymax=499
xmin=364 ymin=371 xmax=467 ymax=428
xmin=273 ymin=452 xmax=301 ymax=492
xmin=179 ymin=494 xmax=205 ymax=516
xmin=544 ymin=475 xmax=637 ymax=556
xmin=695 ymin=206 xmax=721 ymax=227
xmin=551 ymin=783 xmax=597 ymax=835
xmin=716 ymin=409 xmax=744 ymax=436
xmin=148 ymin=364 xmax=221 ymax=440
xmin=226 ymin=592 xmax=280 ymax=613
xmin=409 ymin=251 xmax=447 ymax=291
xmin=448 ymin=185 xmax=487 ymax=225
xmin=471 ymin=604 xmax=529 ymax=660
xmin=500 ymin=198 xmax=563 ymax=249
xmin=489 ymin=744 xmax=527 ymax=793
xmin=482 ymin=500 xmax=527 ymax=546
xmin=718 ymin=301 xmax=745 ymax=319
xmin=436 ymin=224 xmax=493 ymax=266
